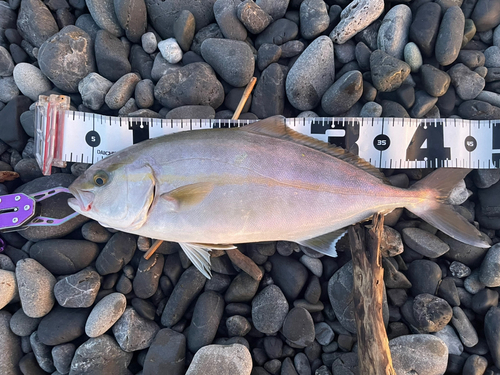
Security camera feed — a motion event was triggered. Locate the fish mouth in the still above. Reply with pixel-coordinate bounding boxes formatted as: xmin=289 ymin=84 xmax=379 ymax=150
xmin=67 ymin=189 xmax=94 ymax=213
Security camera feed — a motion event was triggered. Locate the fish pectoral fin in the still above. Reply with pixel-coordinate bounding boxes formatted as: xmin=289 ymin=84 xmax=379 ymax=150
xmin=161 ymin=182 xmax=215 ymax=212
xmin=178 ymin=242 xmax=214 ymax=279
xmin=189 ymin=243 xmax=237 ymax=250
xmin=296 ymin=228 xmax=348 ymax=257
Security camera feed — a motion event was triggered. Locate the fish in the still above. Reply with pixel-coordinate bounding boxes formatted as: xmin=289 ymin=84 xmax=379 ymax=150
xmin=67 ymin=116 xmax=491 ymax=278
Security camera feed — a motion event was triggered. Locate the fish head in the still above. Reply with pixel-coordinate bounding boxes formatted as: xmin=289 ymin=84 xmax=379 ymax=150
xmin=67 ymin=155 xmax=156 ymax=230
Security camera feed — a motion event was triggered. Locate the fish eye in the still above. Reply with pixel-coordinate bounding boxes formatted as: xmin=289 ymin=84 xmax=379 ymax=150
xmin=93 ymin=171 xmax=109 ymax=187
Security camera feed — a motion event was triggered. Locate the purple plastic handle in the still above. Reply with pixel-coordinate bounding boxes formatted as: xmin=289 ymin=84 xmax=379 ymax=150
xmin=0 ymin=193 xmax=35 ymax=230
xmin=27 ymin=212 xmax=80 ymax=227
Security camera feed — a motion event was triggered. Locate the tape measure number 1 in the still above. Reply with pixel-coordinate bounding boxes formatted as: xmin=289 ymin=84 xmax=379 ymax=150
xmin=34 ymin=95 xmax=500 ymax=175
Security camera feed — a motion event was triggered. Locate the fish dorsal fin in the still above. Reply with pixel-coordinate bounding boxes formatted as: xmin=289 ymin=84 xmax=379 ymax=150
xmin=296 ymin=228 xmax=348 ymax=257
xmin=161 ymin=182 xmax=215 ymax=212
xmin=239 ymin=116 xmax=388 ymax=182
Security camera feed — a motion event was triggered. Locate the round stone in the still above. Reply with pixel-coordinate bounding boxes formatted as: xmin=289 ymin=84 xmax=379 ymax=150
xmin=17 ymin=0 xmax=58 ymax=47
xmin=286 ymin=35 xmax=335 ymax=111
xmin=85 ymin=0 xmax=123 ymax=37
xmin=321 ymin=70 xmax=363 ymax=116
xmin=0 ymin=270 xmax=17 ymax=310
xmin=37 ymin=305 xmax=90 ymax=346
xmin=479 ymin=243 xmax=500 ymax=287
xmin=406 ymin=259 xmax=442 ymax=296
xmin=432 ymin=325 xmax=463 ymax=356
xmin=9 ymin=308 xmax=41 ymax=337
xmin=185 ymin=344 xmax=252 ymax=375
xmin=187 ymin=291 xmax=224 ymax=352
xmin=255 ymin=18 xmax=298 ymax=49
xmin=114 ymin=0 xmax=147 ymax=43
xmin=282 ymin=307 xmax=315 ymax=348
xmin=409 ymin=2 xmax=441 ymax=57
xmin=81 ymin=221 xmax=112 ymax=243
xmin=420 ymin=64 xmax=451 ymax=97
xmin=236 ymin=0 xmax=273 ymax=35
xmin=402 ymin=227 xmax=450 ymax=258
xmin=226 ymin=315 xmax=251 ymax=337
xmin=158 ymin=38 xmax=183 ymax=64
xmin=299 ymin=0 xmax=329 ymax=40
xmin=38 ymin=25 xmax=96 ymax=93
xmin=471 ymin=0 xmax=500 ymax=32
xmin=54 ymin=269 xmax=101 ymax=308
xmin=404 ymin=42 xmax=423 ymax=73
xmin=435 ymin=6 xmax=465 ymax=66
xmin=12 ymin=63 xmax=51 ymax=101
xmin=0 ymin=313 xmax=23 ymax=375
xmin=16 ymin=258 xmax=56 ymax=318
xmin=105 ymin=72 xmax=141 ymax=110
xmin=214 ymin=0 xmax=247 ymax=41
xmin=412 ymin=293 xmax=453 ymax=333
xmin=85 ymin=292 xmax=127 ymax=337
xmin=377 ymin=4 xmax=412 ymax=60
xmin=252 ymin=284 xmax=289 ymax=334
xmin=94 ymin=29 xmax=131 ymax=81
xmin=141 ymin=32 xmax=157 ymax=54
xmin=370 ymin=49 xmax=411 ymax=92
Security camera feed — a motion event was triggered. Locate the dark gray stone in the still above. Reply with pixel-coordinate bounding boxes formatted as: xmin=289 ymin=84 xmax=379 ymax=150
xmin=473 ymin=169 xmax=500 ymax=189
xmin=18 ymin=353 xmax=45 ymax=375
xmin=0 ymin=96 xmax=30 ymax=152
xmin=54 ymin=269 xmax=100 ymax=308
xmin=0 ymin=76 xmax=19 ymax=105
xmin=402 ymin=227 xmax=450 ymax=258
xmin=214 ymin=0 xmax=247 ymax=41
xmin=449 ymin=63 xmax=485 ymax=100
xmin=472 ymin=288 xmax=499 ymax=315
xmin=133 ymin=253 xmax=164 ymax=299
xmin=0 ymin=46 xmax=14 ymax=76
xmin=112 ymin=307 xmax=160 ymax=352
xmin=17 ymin=0 xmax=58 ymax=48
xmin=321 ymin=70 xmax=363 ymax=116
xmin=114 ymin=0 xmax=147 ymax=43
xmin=269 ymin=254 xmax=308 ymax=301
xmin=85 ymin=0 xmax=123 ymax=37
xmin=420 ymin=64 xmax=451 ymax=97
xmin=187 ymin=291 xmax=224 ymax=352
xmin=410 ymin=90 xmax=438 ymax=117
xmin=435 ymin=6 xmax=465 ymax=66
xmin=130 ymin=44 xmax=153 ymax=81
xmin=281 ymin=40 xmax=304 ymax=58
xmin=174 ymin=10 xmax=196 ymax=52
xmin=9 ymin=309 xmax=41 ymax=336
xmin=370 ymin=49 xmax=411 ymax=92
xmin=409 ymin=2 xmax=441 ymax=57
xmin=413 ymin=293 xmax=453 ymax=333
xmin=155 ymin=62 xmax=224 ymax=109
xmin=201 ymin=38 xmax=254 ymax=87
xmin=257 ymin=43 xmax=281 ymax=71
xmin=166 ymin=105 xmax=216 ymax=119
xmin=471 ymin=0 xmax=500 ymax=32
xmin=458 ymin=100 xmax=500 ymax=119
xmin=282 ymin=307 xmax=315 ymax=348
xmin=251 ymin=63 xmax=285 ymax=118
xmin=30 ymin=331 xmax=55 ymax=372
xmin=457 ymin=50 xmax=486 ymax=69
xmin=81 ymin=221 xmax=112 ymax=243
xmin=225 ymin=271 xmax=260 ymax=303
xmin=78 ymin=72 xmax=113 ymax=110
xmin=105 ymin=72 xmax=141 ymax=110
xmin=135 ymin=79 xmax=154 ymax=109
xmin=30 ymin=239 xmax=99 ymax=275
xmin=286 ymin=35 xmax=334 ymax=111
xmin=479 ymin=244 xmax=500 ymax=287
xmin=299 ymin=0 xmax=329 ymax=40
xmin=462 ymin=354 xmax=488 ymax=375
xmin=14 ymin=159 xmax=42 ymax=183
xmin=406 ymin=259 xmax=442 ymax=296
xmin=485 ymin=306 xmax=500 ymax=368
xmin=75 ymin=13 xmax=100 ymax=42
xmin=256 ymin=0 xmax=288 ymax=19
xmin=191 ymin=23 xmax=223 ymax=56
xmin=161 ymin=266 xmax=206 ymax=327
xmin=437 ymin=277 xmax=460 ymax=306
xmin=95 ymin=232 xmax=136 ymax=275
xmin=145 ymin=0 xmax=216 ymax=39
xmin=70 ymin=335 xmax=132 ymax=375
xmin=37 ymin=305 xmax=90 ymax=346
xmin=377 ymin=4 xmax=412 ymax=60
xmin=143 ymin=329 xmax=186 ymax=375
xmin=94 ymin=30 xmax=131 ymax=81
xmin=252 ymin=284 xmax=289 ymax=334
xmin=236 ymin=0 xmax=273 ymax=35
xmin=451 ymin=306 xmax=479 ymax=347
xmin=52 ymin=343 xmax=75 ymax=375
xmin=255 ymin=18 xmax=298 ymax=49
xmin=38 ymin=26 xmax=95 ymax=93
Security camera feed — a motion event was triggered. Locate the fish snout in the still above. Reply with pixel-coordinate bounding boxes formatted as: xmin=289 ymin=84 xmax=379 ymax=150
xmin=68 ymin=189 xmax=95 ymax=212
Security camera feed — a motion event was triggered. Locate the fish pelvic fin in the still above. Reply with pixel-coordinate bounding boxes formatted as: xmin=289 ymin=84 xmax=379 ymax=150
xmin=178 ymin=242 xmax=213 ymax=279
xmin=296 ymin=228 xmax=348 ymax=257
xmin=407 ymin=168 xmax=491 ymax=248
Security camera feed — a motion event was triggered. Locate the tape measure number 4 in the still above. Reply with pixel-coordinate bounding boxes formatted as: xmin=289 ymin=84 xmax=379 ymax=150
xmin=34 ymin=95 xmax=499 ymax=175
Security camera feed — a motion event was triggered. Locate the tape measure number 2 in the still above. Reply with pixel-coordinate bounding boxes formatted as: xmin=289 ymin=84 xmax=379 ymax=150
xmin=34 ymin=95 xmax=499 ymax=175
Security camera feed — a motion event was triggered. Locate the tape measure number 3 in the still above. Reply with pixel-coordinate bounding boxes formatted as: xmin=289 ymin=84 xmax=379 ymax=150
xmin=34 ymin=95 xmax=499 ymax=175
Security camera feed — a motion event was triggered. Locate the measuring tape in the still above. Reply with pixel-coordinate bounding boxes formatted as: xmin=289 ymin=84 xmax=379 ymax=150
xmin=34 ymin=95 xmax=500 ymax=175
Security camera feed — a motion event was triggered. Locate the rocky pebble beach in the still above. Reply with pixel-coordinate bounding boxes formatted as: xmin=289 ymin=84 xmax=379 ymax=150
xmin=1 ymin=0 xmax=500 ymax=374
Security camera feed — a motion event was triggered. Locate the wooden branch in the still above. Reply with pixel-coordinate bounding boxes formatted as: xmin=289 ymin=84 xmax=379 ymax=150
xmin=143 ymin=239 xmax=163 ymax=260
xmin=348 ymin=213 xmax=396 ymax=375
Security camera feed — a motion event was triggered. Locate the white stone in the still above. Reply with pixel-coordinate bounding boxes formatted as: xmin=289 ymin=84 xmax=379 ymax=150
xmin=330 ymin=0 xmax=384 ymax=44
xmin=158 ymin=38 xmax=183 ymax=64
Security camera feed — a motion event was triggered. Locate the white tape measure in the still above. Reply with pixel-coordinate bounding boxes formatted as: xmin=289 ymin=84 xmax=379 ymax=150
xmin=34 ymin=95 xmax=500 ymax=175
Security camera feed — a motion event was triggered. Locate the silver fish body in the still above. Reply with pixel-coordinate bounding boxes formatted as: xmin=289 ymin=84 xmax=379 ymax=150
xmin=68 ymin=117 xmax=490 ymax=277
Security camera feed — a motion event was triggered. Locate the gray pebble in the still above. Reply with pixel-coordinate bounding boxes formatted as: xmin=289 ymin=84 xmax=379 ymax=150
xmin=151 ymin=53 xmax=181 ymax=82
xmin=135 ymin=79 xmax=155 ymax=109
xmin=81 ymin=221 xmax=112 ymax=243
xmin=286 ymin=35 xmax=335 ymax=110
xmin=449 ymin=63 xmax=485 ymax=100
xmin=38 ymin=26 xmax=96 ymax=93
xmin=114 ymin=0 xmax=147 ymax=43
xmin=85 ymin=0 xmax=123 ymax=37
xmin=174 ymin=10 xmax=196 ymax=52
xmin=315 ymin=322 xmax=335 ymax=346
xmin=186 ymin=343 xmax=252 ymax=375
xmin=300 ymin=0 xmax=329 ymax=40
xmin=435 ymin=6 xmax=465 ymax=66
xmin=9 ymin=308 xmax=41 ymax=336
xmin=329 ymin=0 xmax=384 ymax=44
xmin=485 ymin=45 xmax=500 ymax=68
xmin=225 ymin=272 xmax=259 ymax=303
xmin=112 ymin=307 xmax=160 ymax=352
xmin=420 ymin=64 xmax=451 ymax=97
xmin=166 ymin=105 xmax=216 ymax=119
xmin=12 ymin=63 xmax=51 ymax=101
xmin=52 ymin=343 xmax=75 ymax=375
xmin=214 ymin=0 xmax=247 ymax=41
xmin=95 ymin=29 xmax=131 ymax=81
xmin=473 ymin=169 xmax=500 ymax=188
xmin=465 ymin=269 xmax=486 ymax=294
xmin=0 ymin=254 xmax=15 ymax=272
xmin=118 ymin=97 xmax=138 ymax=116
xmin=191 ymin=23 xmax=223 ymax=56
xmin=390 ymin=334 xmax=448 ymax=375
xmin=251 ymin=63 xmax=285 ymax=118
xmin=403 ymin=42 xmax=422 ymax=73
xmin=201 ymin=38 xmax=254 ymax=87
xmin=0 ymin=269 xmax=17 ymax=310
xmin=370 ymin=49 xmax=411 ymax=92
xmin=321 ymin=70 xmax=363 ymax=116
xmin=450 ymin=261 xmax=471 ymax=278
xmin=0 ymin=311 xmax=23 ymax=375
xmin=236 ymin=0 xmax=272 ymax=35
xmin=0 ymin=46 xmax=14 ymax=76
xmin=154 ymin=62 xmax=224 ymax=109
xmin=256 ymin=0 xmax=288 ymax=19
xmin=335 ymin=39 xmax=356 ymax=64
xmin=252 ymin=284 xmax=289 ymax=334
xmin=457 ymin=50 xmax=486 ymax=69
xmin=451 ymin=306 xmax=479 ymax=347
xmin=75 ymin=13 xmax=100 ymax=43
xmin=377 ymin=4 xmax=412 ymax=60
xmin=360 ymin=101 xmax=382 ymax=117
xmin=116 ymin=274 xmax=132 ymax=294
xmin=462 ymin=354 xmax=488 ymax=375
xmin=432 ymin=325 xmax=463 ymax=355
xmin=282 ymin=307 xmax=315 ymax=348
xmin=402 ymin=227 xmax=450 ymax=258
xmin=78 ymin=72 xmax=113 ymax=110
xmin=105 ymin=72 xmax=141 ymax=110
xmin=54 ymin=269 xmax=101 ymax=308
xmin=257 ymin=43 xmax=281 ymax=71
xmin=413 ymin=293 xmax=453 ymax=333
xmin=479 ymin=243 xmax=500 ymax=287
xmin=410 ymin=90 xmax=438 ymax=117
xmin=255 ymin=18 xmax=298 ymax=49
xmin=0 ymin=76 xmax=19 ymax=104
xmin=17 ymin=0 xmax=58 ymax=48
xmin=30 ymin=331 xmax=55 ymax=372
xmin=85 ymin=292 xmax=127 ymax=337
xmin=141 ymin=32 xmax=157 ymax=54
xmin=16 ymin=258 xmax=56 ymax=318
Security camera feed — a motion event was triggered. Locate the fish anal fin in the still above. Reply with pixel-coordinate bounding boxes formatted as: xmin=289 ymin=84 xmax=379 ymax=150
xmin=239 ymin=116 xmax=388 ymax=182
xmin=161 ymin=182 xmax=215 ymax=212
xmin=296 ymin=228 xmax=348 ymax=257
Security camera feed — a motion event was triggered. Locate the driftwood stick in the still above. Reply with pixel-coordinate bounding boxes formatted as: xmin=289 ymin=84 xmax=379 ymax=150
xmin=144 ymin=77 xmax=258 ymax=260
xmin=348 ymin=213 xmax=396 ymax=375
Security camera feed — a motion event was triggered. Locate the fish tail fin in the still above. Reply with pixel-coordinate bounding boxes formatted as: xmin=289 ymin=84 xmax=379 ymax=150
xmin=407 ymin=168 xmax=491 ymax=248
